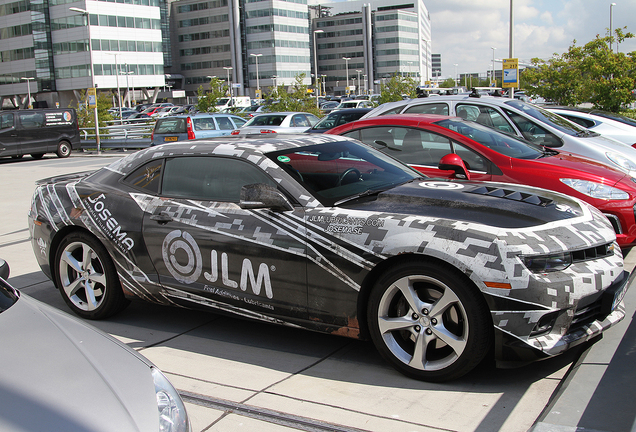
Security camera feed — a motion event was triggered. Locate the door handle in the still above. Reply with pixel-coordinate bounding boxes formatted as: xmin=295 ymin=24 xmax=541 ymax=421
xmin=150 ymin=211 xmax=172 ymax=224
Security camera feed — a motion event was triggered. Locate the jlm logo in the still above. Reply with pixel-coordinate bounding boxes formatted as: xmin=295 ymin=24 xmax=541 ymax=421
xmin=162 ymin=230 xmax=273 ymax=299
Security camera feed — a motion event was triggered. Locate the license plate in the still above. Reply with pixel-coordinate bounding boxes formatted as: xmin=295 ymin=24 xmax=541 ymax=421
xmin=164 ymin=137 xmax=178 ymax=142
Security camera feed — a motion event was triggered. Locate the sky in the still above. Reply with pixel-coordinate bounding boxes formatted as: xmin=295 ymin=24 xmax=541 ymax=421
xmin=425 ymin=0 xmax=636 ymax=79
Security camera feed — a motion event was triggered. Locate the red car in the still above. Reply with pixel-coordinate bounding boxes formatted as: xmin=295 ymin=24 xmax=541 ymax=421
xmin=328 ymin=114 xmax=636 ymax=248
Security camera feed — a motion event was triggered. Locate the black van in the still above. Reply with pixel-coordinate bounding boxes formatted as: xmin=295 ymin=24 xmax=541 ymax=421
xmin=0 ymin=109 xmax=81 ymax=159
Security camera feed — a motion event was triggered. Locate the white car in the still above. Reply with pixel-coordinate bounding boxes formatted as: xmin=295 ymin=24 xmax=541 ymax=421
xmin=0 ymin=258 xmax=191 ymax=432
xmin=546 ymin=107 xmax=636 ymax=146
xmin=361 ymin=95 xmax=636 ymax=176
xmin=231 ymin=111 xmax=319 ymax=135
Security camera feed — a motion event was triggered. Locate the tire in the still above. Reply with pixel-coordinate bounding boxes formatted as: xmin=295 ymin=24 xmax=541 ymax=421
xmin=54 ymin=232 xmax=130 ymax=319
xmin=11 ymin=154 xmax=23 ymax=159
xmin=31 ymin=153 xmax=44 ymax=160
xmin=367 ymin=260 xmax=492 ymax=382
xmin=56 ymin=140 xmax=72 ymax=158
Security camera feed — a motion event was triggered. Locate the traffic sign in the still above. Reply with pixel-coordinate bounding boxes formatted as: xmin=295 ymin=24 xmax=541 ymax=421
xmin=502 ymin=58 xmax=518 ymax=89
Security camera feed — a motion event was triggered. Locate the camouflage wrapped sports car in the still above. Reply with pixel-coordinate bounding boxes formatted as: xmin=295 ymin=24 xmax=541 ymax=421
xmin=28 ymin=134 xmax=630 ymax=381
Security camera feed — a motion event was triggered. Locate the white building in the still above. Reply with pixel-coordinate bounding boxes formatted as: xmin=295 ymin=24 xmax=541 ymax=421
xmin=0 ymin=0 xmax=165 ymax=108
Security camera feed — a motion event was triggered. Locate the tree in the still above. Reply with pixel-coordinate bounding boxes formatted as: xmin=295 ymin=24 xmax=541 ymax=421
xmin=378 ymin=75 xmax=417 ymax=104
xmin=523 ymin=28 xmax=636 ymax=112
xmin=73 ymin=90 xmax=113 ymax=132
xmin=439 ymin=78 xmax=457 ymax=88
xmin=265 ymin=74 xmax=321 ymax=116
xmin=196 ymin=77 xmax=228 ymax=113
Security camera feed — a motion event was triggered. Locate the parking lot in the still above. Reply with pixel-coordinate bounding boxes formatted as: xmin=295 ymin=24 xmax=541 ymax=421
xmin=2 ymin=152 xmax=634 ymax=432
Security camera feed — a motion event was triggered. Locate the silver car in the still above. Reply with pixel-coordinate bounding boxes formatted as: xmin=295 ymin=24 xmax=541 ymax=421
xmin=151 ymin=113 xmax=247 ymax=145
xmin=232 ymin=111 xmax=319 ymax=135
xmin=361 ymin=95 xmax=636 ymax=176
xmin=0 ymin=258 xmax=190 ymax=432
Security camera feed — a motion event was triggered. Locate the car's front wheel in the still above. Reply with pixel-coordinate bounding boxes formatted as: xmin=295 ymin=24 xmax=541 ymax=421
xmin=54 ymin=232 xmax=129 ymax=319
xmin=367 ymin=260 xmax=492 ymax=382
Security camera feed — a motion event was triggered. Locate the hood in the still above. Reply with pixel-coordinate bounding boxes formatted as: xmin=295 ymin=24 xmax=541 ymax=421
xmin=0 ymin=294 xmax=158 ymax=432
xmin=350 ymin=179 xmax=587 ymax=229
xmin=520 ymin=152 xmax=627 ymax=186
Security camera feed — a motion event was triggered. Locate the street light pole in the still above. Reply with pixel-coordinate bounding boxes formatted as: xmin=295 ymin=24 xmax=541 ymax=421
xmin=121 ymin=69 xmax=132 ymax=108
xmin=313 ymin=29 xmax=324 ymax=107
xmin=610 ymin=3 xmax=616 ymax=52
xmin=20 ymin=77 xmax=34 ymax=109
xmin=342 ymin=57 xmax=350 ymax=95
xmin=453 ymin=64 xmax=458 ymax=86
xmin=250 ymin=53 xmax=262 ymax=98
xmin=422 ymin=39 xmax=430 ymax=85
xmin=491 ymin=47 xmax=496 ymax=86
xmin=69 ymin=7 xmax=100 ymax=153
xmin=105 ymin=53 xmax=123 ymax=123
xmin=223 ymin=66 xmax=233 ymax=106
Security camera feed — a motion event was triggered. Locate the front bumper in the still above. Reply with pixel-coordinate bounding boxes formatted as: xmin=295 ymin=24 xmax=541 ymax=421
xmin=495 ymin=270 xmax=632 ymax=365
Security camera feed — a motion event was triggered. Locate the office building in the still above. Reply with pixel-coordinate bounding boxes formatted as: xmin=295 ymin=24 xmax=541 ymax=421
xmin=0 ymin=0 xmax=165 ymax=109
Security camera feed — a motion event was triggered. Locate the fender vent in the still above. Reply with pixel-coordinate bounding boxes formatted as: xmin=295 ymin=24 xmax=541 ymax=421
xmin=468 ymin=186 xmax=554 ymax=207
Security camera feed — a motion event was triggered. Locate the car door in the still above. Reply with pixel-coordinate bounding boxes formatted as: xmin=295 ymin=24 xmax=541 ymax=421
xmin=347 ymin=126 xmax=492 ymax=180
xmin=141 ymin=155 xmax=308 ymax=320
xmin=0 ymin=112 xmax=20 ymax=157
xmin=16 ymin=111 xmax=49 ymax=155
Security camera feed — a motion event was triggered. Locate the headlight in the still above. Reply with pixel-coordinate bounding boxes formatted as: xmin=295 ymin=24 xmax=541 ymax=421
xmin=521 ymin=252 xmax=572 ymax=273
xmin=606 ymin=152 xmax=636 ymax=172
xmin=560 ymin=178 xmax=629 ymax=200
xmin=152 ymin=367 xmax=190 ymax=432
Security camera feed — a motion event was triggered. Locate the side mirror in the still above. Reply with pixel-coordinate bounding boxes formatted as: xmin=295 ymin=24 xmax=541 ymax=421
xmin=0 ymin=258 xmax=10 ymax=280
xmin=438 ymin=153 xmax=471 ymax=180
xmin=240 ymin=183 xmax=294 ymax=212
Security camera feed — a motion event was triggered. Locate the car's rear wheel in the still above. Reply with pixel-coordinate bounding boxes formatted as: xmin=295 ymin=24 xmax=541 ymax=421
xmin=54 ymin=232 xmax=129 ymax=319
xmin=56 ymin=140 xmax=72 ymax=158
xmin=367 ymin=260 xmax=492 ymax=382
xmin=31 ymin=153 xmax=44 ymax=159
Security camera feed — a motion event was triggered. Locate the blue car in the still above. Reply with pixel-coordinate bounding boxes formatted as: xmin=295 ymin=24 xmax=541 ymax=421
xmin=151 ymin=113 xmax=247 ymax=145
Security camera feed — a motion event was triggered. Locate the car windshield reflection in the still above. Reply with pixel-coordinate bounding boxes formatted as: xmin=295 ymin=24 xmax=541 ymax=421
xmin=267 ymin=141 xmax=423 ymax=206
xmin=436 ymin=118 xmax=546 ymax=159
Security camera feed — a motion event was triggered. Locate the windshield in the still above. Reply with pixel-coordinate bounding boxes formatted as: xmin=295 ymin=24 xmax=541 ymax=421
xmin=504 ymin=100 xmax=587 ymax=136
xmin=267 ymin=140 xmax=423 ymax=206
xmin=436 ymin=118 xmax=546 ymax=159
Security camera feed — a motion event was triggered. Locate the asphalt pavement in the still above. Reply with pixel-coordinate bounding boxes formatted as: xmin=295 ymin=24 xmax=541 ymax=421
xmin=2 ymin=152 xmax=635 ymax=432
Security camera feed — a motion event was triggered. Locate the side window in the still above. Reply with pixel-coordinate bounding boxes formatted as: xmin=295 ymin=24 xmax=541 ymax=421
xmin=193 ymin=118 xmax=216 ymax=131
xmin=292 ymin=115 xmax=310 ymax=127
xmin=18 ymin=112 xmax=45 ymax=129
xmin=453 ymin=142 xmax=488 ymax=172
xmin=0 ymin=113 xmax=14 ymax=129
xmin=399 ymin=128 xmax=453 ymax=167
xmin=457 ymin=104 xmax=515 ymax=135
xmin=123 ymin=159 xmax=163 ymax=194
xmin=358 ymin=126 xmax=395 ymax=150
xmin=216 ymin=117 xmax=234 ymax=130
xmin=404 ymin=103 xmax=449 ymax=115
xmin=161 ymin=156 xmax=275 ymax=202
xmin=504 ymin=109 xmax=563 ymax=147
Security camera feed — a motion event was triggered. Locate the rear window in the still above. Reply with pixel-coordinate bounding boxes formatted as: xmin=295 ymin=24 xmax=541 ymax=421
xmin=155 ymin=118 xmax=186 ymax=134
xmin=246 ymin=115 xmax=286 ymax=127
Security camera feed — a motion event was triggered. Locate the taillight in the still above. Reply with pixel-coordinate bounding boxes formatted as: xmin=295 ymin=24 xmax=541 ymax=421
xmin=632 ymin=143 xmax=636 ymax=149
xmin=186 ymin=117 xmax=195 ymax=140
xmin=260 ymin=129 xmax=276 ymax=134
xmin=151 ymin=130 xmax=154 ymax=141
xmin=231 ymin=130 xmax=240 ymax=135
